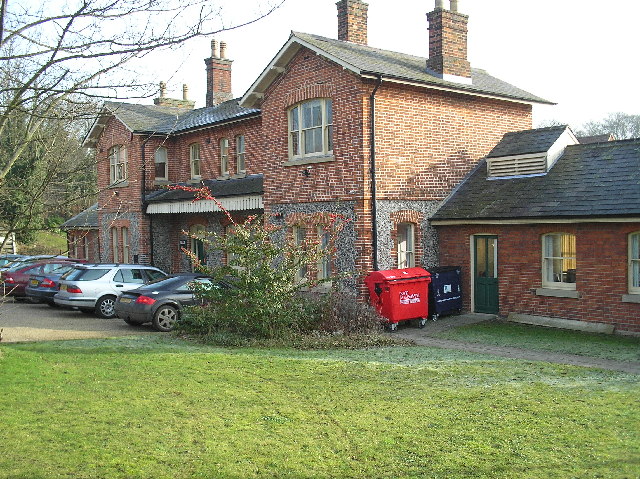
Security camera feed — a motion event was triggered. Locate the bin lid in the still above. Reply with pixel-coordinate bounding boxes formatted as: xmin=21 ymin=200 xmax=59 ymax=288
xmin=365 ymin=267 xmax=431 ymax=283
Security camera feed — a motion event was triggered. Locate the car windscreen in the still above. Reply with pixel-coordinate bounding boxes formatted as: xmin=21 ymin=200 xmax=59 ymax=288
xmin=63 ymin=268 xmax=110 ymax=281
xmin=50 ymin=264 xmax=75 ymax=275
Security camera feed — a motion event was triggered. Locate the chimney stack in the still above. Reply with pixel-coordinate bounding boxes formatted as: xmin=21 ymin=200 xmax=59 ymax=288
xmin=154 ymin=81 xmax=195 ymax=109
xmin=336 ymin=0 xmax=368 ymax=45
xmin=205 ymin=39 xmax=233 ymax=107
xmin=426 ymin=0 xmax=472 ymax=82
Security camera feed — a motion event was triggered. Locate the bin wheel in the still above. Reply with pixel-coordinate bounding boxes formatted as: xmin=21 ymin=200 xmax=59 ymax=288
xmin=387 ymin=322 xmax=398 ymax=332
xmin=417 ymin=318 xmax=427 ymax=328
xmin=431 ymin=313 xmax=439 ymax=322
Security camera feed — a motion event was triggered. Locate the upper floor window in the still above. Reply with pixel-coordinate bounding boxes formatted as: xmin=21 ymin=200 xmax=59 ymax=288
xmin=629 ymin=232 xmax=640 ymax=294
xmin=109 ymin=145 xmax=127 ymax=183
xmin=542 ymin=233 xmax=576 ymax=289
xmin=397 ymin=223 xmax=415 ymax=269
xmin=220 ymin=138 xmax=229 ymax=176
xmin=289 ymin=99 xmax=333 ymax=160
xmin=235 ymin=135 xmax=246 ymax=174
xmin=190 ymin=143 xmax=201 ymax=179
xmin=155 ymin=147 xmax=168 ymax=180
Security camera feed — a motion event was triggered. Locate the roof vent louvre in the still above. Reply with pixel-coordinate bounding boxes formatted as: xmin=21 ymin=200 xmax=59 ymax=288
xmin=488 ymin=155 xmax=547 ymax=178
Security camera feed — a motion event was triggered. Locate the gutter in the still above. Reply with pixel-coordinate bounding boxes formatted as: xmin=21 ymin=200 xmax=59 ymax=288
xmin=370 ymin=74 xmax=383 ymax=271
xmin=141 ymin=136 xmax=154 ymax=265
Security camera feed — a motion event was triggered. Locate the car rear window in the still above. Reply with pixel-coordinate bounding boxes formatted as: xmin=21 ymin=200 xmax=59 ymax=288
xmin=64 ymin=268 xmax=110 ymax=281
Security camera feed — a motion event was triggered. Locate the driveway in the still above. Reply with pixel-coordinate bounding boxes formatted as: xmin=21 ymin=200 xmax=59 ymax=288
xmin=0 ymin=299 xmax=157 ymax=343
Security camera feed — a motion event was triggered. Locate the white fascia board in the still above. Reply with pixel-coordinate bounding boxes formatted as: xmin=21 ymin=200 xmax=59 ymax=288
xmin=362 ymin=74 xmax=540 ymax=106
xmin=431 ymin=217 xmax=640 ymax=226
xmin=146 ymin=194 xmax=263 ymax=214
xmin=240 ymin=35 xmax=361 ymax=108
xmin=547 ymin=127 xmax=579 ymax=170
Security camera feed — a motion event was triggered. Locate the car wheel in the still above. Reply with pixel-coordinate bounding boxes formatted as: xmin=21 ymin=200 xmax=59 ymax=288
xmin=152 ymin=304 xmax=179 ymax=332
xmin=95 ymin=296 xmax=117 ymax=319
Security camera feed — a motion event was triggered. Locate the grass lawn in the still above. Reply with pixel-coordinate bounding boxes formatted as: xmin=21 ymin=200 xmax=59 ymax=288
xmin=0 ymin=336 xmax=638 ymax=479
xmin=434 ymin=321 xmax=640 ymax=362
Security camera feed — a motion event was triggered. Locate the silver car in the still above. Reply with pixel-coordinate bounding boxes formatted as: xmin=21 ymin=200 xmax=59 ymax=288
xmin=54 ymin=264 xmax=167 ymax=318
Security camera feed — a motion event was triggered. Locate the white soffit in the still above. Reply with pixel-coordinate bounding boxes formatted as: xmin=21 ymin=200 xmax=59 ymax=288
xmin=146 ymin=195 xmax=263 ymax=214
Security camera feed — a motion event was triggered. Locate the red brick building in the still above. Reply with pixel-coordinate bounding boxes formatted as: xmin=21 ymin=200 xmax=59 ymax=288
xmin=75 ymin=0 xmax=550 ymax=296
xmin=432 ymin=126 xmax=640 ymax=333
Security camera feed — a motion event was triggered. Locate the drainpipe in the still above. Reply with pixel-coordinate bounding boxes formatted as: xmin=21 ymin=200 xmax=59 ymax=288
xmin=370 ymin=74 xmax=382 ymax=271
xmin=141 ymin=136 xmax=154 ymax=265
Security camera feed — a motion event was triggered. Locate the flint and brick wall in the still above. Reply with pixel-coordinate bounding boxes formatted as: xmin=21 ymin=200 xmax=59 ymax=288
xmin=437 ymin=222 xmax=640 ymax=333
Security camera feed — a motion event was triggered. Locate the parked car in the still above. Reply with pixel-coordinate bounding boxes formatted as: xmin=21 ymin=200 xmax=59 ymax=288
xmin=2 ymin=259 xmax=84 ymax=300
xmin=25 ymin=263 xmax=82 ymax=306
xmin=0 ymin=255 xmax=70 ymax=273
xmin=115 ymin=273 xmax=214 ymax=332
xmin=54 ymin=264 xmax=167 ymax=318
xmin=0 ymin=254 xmax=25 ymax=268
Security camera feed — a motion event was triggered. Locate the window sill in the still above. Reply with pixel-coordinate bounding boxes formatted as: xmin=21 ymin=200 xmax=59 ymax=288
xmin=187 ymin=178 xmax=203 ymax=185
xmin=284 ymin=155 xmax=335 ymax=167
xmin=153 ymin=179 xmax=170 ymax=186
xmin=622 ymin=294 xmax=640 ymax=304
xmin=535 ymin=288 xmax=580 ymax=299
xmin=109 ymin=180 xmax=129 ymax=188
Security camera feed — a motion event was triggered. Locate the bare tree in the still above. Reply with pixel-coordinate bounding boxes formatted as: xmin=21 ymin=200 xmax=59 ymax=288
xmin=0 ymin=0 xmax=284 ymax=249
xmin=578 ymin=112 xmax=640 ymax=140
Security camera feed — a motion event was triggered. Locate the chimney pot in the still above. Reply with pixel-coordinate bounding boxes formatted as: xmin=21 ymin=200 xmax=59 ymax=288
xmin=211 ymin=39 xmax=219 ymax=59
xmin=450 ymin=0 xmax=458 ymax=12
xmin=435 ymin=0 xmax=444 ymax=9
xmin=183 ymin=84 xmax=189 ymax=100
xmin=159 ymin=81 xmax=167 ymax=98
xmin=220 ymin=41 xmax=227 ymax=59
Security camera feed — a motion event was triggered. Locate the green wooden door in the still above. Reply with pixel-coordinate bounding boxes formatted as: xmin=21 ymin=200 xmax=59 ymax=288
xmin=474 ymin=236 xmax=499 ymax=314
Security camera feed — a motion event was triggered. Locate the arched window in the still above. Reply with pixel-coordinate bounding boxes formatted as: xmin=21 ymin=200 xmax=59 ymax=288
xmin=190 ymin=143 xmax=201 ymax=179
xmin=397 ymin=223 xmax=415 ymax=268
xmin=629 ymin=232 xmax=640 ymax=294
xmin=108 ymin=145 xmax=127 ymax=183
xmin=155 ymin=147 xmax=168 ymax=180
xmin=542 ymin=233 xmax=576 ymax=288
xmin=220 ymin=138 xmax=229 ymax=176
xmin=288 ymin=99 xmax=333 ymax=160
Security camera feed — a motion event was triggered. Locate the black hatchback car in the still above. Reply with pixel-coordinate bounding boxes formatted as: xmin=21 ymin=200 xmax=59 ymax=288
xmin=114 ymin=274 xmax=213 ymax=332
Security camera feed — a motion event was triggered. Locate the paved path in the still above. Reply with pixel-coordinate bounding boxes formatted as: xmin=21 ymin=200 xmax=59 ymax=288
xmin=0 ymin=299 xmax=156 ymax=343
xmin=395 ymin=313 xmax=640 ymax=374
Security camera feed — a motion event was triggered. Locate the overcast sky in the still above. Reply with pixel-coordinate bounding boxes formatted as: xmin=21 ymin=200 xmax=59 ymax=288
xmin=147 ymin=0 xmax=640 ymax=129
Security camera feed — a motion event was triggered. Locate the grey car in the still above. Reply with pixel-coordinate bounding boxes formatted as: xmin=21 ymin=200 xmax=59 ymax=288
xmin=114 ymin=274 xmax=212 ymax=332
xmin=54 ymin=264 xmax=167 ymax=318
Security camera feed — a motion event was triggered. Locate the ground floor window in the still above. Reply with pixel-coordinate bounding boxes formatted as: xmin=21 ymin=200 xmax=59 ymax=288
xmin=293 ymin=225 xmax=307 ymax=282
xmin=317 ymin=226 xmax=330 ymax=280
xmin=397 ymin=222 xmax=415 ymax=269
xmin=630 ymin=232 xmax=640 ymax=294
xmin=111 ymin=227 xmax=119 ymax=263
xmin=542 ymin=233 xmax=576 ymax=288
xmin=189 ymin=224 xmax=206 ymax=271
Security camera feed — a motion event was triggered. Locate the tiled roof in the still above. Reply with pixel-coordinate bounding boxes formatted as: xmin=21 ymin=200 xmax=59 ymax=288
xmin=145 ymin=174 xmax=264 ymax=203
xmin=103 ymin=99 xmax=260 ymax=135
xmin=578 ymin=134 xmax=615 ymax=144
xmin=60 ymin=203 xmax=98 ymax=230
xmin=487 ymin=125 xmax=568 ymax=158
xmin=432 ymin=138 xmax=640 ymax=220
xmin=293 ymin=32 xmax=552 ymax=105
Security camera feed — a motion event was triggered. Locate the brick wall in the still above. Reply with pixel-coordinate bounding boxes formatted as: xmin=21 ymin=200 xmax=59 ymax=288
xmin=437 ymin=222 xmax=640 ymax=332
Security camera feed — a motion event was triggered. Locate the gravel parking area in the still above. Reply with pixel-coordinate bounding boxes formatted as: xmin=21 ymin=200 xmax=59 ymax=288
xmin=0 ymin=298 xmax=157 ymax=343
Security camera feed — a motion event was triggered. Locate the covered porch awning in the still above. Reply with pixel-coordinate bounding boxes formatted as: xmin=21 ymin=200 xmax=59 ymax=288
xmin=146 ymin=194 xmax=263 ymax=214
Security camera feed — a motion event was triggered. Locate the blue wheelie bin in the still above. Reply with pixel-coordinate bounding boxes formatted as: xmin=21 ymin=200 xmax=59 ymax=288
xmin=426 ymin=266 xmax=462 ymax=321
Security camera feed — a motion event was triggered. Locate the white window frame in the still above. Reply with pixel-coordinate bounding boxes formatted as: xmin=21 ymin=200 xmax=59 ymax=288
xmin=542 ymin=233 xmax=576 ymax=290
xmin=189 ymin=224 xmax=206 ymax=272
xmin=397 ymin=223 xmax=416 ymax=269
xmin=317 ymin=226 xmax=331 ymax=280
xmin=235 ymin=135 xmax=246 ymax=174
xmin=293 ymin=225 xmax=307 ymax=283
xmin=220 ymin=138 xmax=230 ymax=176
xmin=109 ymin=145 xmax=127 ymax=183
xmin=288 ymin=98 xmax=333 ymax=160
xmin=190 ymin=143 xmax=201 ymax=179
xmin=154 ymin=147 xmax=168 ymax=180
xmin=122 ymin=227 xmax=130 ymax=264
xmin=629 ymin=232 xmax=640 ymax=294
